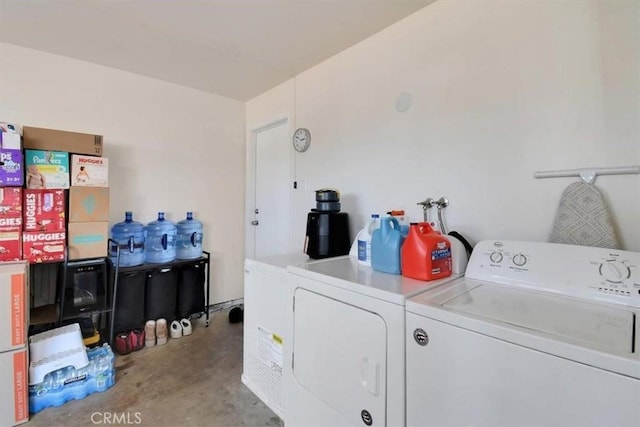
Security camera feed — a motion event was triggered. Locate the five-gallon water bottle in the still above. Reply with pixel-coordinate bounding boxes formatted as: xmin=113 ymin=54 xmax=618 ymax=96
xmin=110 ymin=212 xmax=145 ymax=267
xmin=356 ymin=214 xmax=380 ymax=266
xmin=176 ymin=212 xmax=203 ymax=260
xmin=144 ymin=212 xmax=177 ymax=263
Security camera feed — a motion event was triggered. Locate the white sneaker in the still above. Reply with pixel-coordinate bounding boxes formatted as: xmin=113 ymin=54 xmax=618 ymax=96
xmin=156 ymin=318 xmax=168 ymax=345
xmin=170 ymin=320 xmax=183 ymax=339
xmin=145 ymin=320 xmax=156 ymax=348
xmin=180 ymin=318 xmax=193 ymax=336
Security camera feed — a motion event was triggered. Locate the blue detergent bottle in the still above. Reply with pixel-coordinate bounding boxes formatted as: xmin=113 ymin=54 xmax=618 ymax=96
xmin=109 ymin=212 xmax=145 ymax=267
xmin=144 ymin=212 xmax=177 ymax=263
xmin=371 ymin=216 xmax=405 ymax=275
xmin=176 ymin=212 xmax=203 ymax=260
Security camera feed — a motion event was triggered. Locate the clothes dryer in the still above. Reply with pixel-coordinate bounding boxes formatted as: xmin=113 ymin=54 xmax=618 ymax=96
xmin=284 ymin=256 xmax=461 ymax=427
xmin=406 ymin=240 xmax=640 ymax=427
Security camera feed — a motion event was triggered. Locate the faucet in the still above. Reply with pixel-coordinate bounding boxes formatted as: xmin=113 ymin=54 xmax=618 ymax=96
xmin=417 ymin=198 xmax=436 ymax=222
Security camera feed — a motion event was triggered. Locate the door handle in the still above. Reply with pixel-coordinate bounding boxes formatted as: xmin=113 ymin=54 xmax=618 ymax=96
xmin=251 ymin=220 xmax=259 ymax=226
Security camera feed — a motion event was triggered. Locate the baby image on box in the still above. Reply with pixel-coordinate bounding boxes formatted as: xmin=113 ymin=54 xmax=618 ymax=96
xmin=25 ymin=150 xmax=70 ymax=189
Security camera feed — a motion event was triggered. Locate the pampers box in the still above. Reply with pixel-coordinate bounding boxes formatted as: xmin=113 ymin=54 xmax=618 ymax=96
xmin=71 ymin=155 xmax=108 ymax=187
xmin=24 ymin=150 xmax=69 ymax=189
xmin=0 ymin=149 xmax=24 ymax=186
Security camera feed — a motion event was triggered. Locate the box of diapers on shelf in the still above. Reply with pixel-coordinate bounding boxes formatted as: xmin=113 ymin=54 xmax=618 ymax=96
xmin=29 ymin=343 xmax=115 ymax=414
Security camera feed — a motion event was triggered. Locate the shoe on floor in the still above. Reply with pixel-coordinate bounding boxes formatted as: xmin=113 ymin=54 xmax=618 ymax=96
xmin=156 ymin=318 xmax=168 ymax=345
xmin=170 ymin=320 xmax=182 ymax=339
xmin=180 ymin=318 xmax=193 ymax=336
xmin=145 ymin=320 xmax=157 ymax=348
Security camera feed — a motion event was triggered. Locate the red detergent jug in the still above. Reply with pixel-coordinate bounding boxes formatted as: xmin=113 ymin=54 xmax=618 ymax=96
xmin=401 ymin=222 xmax=452 ymax=281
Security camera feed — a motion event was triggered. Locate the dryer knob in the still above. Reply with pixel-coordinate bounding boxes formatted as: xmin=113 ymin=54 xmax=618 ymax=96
xmin=512 ymin=253 xmax=527 ymax=267
xmin=600 ymin=261 xmax=630 ymax=283
xmin=489 ymin=251 xmax=503 ymax=263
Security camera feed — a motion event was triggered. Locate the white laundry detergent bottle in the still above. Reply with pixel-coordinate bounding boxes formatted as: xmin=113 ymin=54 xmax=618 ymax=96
xmin=352 ymin=214 xmax=380 ymax=266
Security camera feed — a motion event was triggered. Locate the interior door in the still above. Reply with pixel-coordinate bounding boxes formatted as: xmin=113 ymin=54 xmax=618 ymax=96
xmin=293 ymin=288 xmax=387 ymax=426
xmin=253 ymin=121 xmax=291 ymax=258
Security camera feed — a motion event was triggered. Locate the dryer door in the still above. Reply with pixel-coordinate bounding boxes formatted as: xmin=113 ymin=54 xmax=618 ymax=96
xmin=293 ymin=288 xmax=387 ymax=426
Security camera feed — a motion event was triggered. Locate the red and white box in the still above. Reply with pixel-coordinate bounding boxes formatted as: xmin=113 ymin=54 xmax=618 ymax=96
xmin=0 ymin=231 xmax=22 ymax=262
xmin=22 ymin=231 xmax=66 ymax=264
xmin=23 ymin=189 xmax=65 ymax=232
xmin=0 ymin=188 xmax=22 ymax=231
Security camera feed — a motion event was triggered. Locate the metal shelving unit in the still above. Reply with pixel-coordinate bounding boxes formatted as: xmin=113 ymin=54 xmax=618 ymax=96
xmin=108 ymin=244 xmax=211 ymax=345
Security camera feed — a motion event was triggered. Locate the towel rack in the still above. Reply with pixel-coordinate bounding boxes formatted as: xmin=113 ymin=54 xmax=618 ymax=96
xmin=533 ymin=165 xmax=640 ymax=184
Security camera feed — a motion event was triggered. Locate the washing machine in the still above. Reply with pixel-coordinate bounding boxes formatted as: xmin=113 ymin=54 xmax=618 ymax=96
xmin=406 ymin=240 xmax=640 ymax=427
xmin=242 ymin=253 xmax=318 ymax=419
xmin=284 ymin=256 xmax=462 ymax=427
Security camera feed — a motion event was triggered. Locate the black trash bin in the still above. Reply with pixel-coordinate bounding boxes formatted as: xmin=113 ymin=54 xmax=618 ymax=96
xmin=145 ymin=268 xmax=179 ymax=322
xmin=113 ymin=271 xmax=146 ymax=333
xmin=177 ymin=262 xmax=206 ymax=319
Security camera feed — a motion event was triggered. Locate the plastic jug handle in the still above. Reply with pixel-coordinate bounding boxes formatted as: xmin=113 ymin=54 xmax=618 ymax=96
xmin=191 ymin=231 xmax=197 ymax=247
xmin=161 ymin=233 xmax=168 ymax=250
xmin=418 ymin=222 xmax=434 ymax=234
xmin=390 ymin=217 xmax=400 ymax=230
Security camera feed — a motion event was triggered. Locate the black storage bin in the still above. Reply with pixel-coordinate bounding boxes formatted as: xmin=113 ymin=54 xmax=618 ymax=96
xmin=145 ymin=267 xmax=179 ymax=321
xmin=113 ymin=271 xmax=146 ymax=333
xmin=177 ymin=262 xmax=206 ymax=318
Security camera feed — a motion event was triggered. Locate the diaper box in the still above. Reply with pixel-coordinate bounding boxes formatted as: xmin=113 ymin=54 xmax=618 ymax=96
xmin=0 ymin=231 xmax=22 ymax=262
xmin=24 ymin=150 xmax=69 ymax=189
xmin=71 ymin=155 xmax=109 ymax=187
xmin=0 ymin=188 xmax=23 ymax=232
xmin=22 ymin=231 xmax=66 ymax=264
xmin=23 ymin=189 xmax=66 ymax=232
xmin=0 ymin=149 xmax=24 ymax=186
xmin=0 ymin=261 xmax=28 ymax=352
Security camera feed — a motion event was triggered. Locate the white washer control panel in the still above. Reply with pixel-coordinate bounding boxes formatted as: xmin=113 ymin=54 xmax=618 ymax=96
xmin=466 ymin=240 xmax=640 ymax=308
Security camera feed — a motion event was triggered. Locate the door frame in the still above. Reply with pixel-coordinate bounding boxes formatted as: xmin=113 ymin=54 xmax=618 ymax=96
xmin=245 ymin=116 xmax=294 ymax=259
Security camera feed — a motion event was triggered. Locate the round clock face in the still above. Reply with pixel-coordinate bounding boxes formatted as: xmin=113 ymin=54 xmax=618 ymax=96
xmin=293 ymin=128 xmax=311 ymax=152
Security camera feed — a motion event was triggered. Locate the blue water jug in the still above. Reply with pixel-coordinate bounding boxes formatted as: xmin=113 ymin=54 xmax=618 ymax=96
xmin=371 ymin=217 xmax=405 ymax=275
xmin=109 ymin=212 xmax=145 ymax=267
xmin=176 ymin=212 xmax=203 ymax=260
xmin=144 ymin=212 xmax=177 ymax=263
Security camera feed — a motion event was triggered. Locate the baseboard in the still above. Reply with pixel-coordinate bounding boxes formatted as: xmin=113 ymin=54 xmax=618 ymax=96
xmin=207 ymin=298 xmax=244 ymax=313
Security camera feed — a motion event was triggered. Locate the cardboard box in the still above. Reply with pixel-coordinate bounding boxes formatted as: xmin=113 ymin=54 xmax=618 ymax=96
xmin=0 ymin=131 xmax=21 ymax=150
xmin=25 ymin=150 xmax=70 ymax=189
xmin=22 ymin=231 xmax=66 ymax=264
xmin=68 ymin=222 xmax=108 ymax=260
xmin=23 ymin=189 xmax=66 ymax=232
xmin=0 ymin=149 xmax=24 ymax=187
xmin=0 ymin=232 xmax=22 ymax=262
xmin=0 ymin=261 xmax=28 ymax=352
xmin=68 ymin=187 xmax=109 ymax=222
xmin=0 ymin=348 xmax=29 ymax=426
xmin=0 ymin=188 xmax=23 ymax=232
xmin=71 ymin=154 xmax=109 ymax=187
xmin=23 ymin=126 xmax=103 ymax=156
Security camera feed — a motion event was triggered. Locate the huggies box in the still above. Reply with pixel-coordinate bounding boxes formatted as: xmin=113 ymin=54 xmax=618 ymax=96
xmin=22 ymin=189 xmax=66 ymax=233
xmin=71 ymin=155 xmax=109 ymax=187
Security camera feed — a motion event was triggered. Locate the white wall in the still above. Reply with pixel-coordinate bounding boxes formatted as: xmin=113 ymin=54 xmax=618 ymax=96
xmin=0 ymin=43 xmax=246 ymax=303
xmin=247 ymin=0 xmax=640 ymax=253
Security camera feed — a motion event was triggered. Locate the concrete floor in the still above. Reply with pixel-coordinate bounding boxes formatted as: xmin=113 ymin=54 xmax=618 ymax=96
xmin=27 ymin=310 xmax=283 ymax=427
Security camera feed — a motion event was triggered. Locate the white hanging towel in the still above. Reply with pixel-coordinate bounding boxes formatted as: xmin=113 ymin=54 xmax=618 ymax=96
xmin=549 ymin=181 xmax=620 ymax=249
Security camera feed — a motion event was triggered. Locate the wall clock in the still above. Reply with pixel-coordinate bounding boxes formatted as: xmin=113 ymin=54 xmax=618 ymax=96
xmin=292 ymin=128 xmax=311 ymax=153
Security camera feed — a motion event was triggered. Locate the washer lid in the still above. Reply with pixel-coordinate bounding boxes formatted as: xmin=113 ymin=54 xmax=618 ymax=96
xmin=442 ymin=283 xmax=635 ymax=354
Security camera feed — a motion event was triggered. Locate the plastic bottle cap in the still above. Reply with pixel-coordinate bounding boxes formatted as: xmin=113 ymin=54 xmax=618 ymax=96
xmin=372 ymin=214 xmax=380 ymax=218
